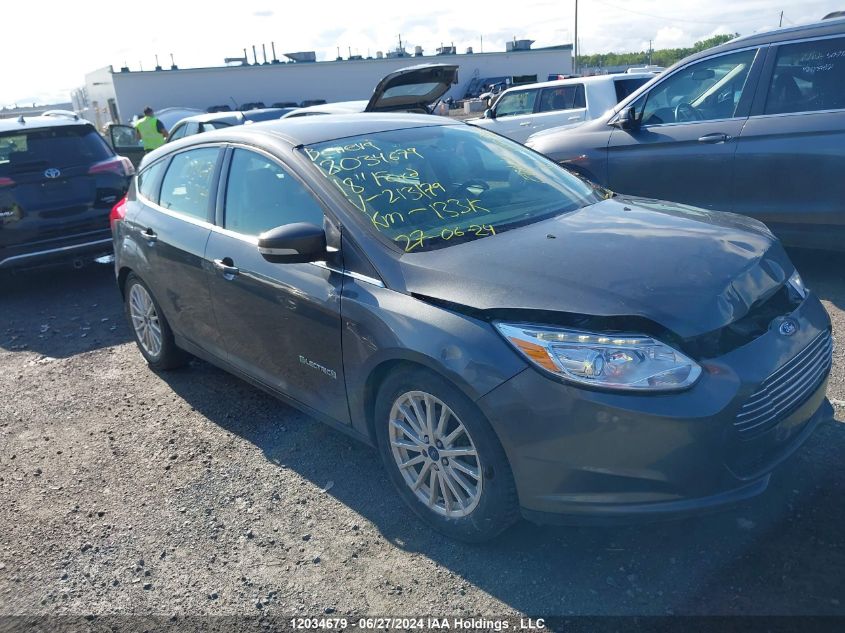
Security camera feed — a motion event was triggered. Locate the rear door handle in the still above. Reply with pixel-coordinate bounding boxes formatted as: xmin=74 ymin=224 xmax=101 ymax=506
xmin=213 ymin=258 xmax=239 ymax=277
xmin=698 ymin=133 xmax=731 ymax=144
xmin=141 ymin=228 xmax=157 ymax=243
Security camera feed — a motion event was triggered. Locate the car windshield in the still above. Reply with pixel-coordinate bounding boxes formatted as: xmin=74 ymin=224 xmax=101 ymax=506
xmin=304 ymin=124 xmax=603 ymax=253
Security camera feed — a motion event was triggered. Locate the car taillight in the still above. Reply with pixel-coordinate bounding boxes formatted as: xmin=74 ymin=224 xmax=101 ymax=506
xmin=110 ymin=196 xmax=127 ymax=230
xmin=89 ymin=156 xmax=135 ymax=177
xmin=0 ymin=176 xmax=14 ymax=187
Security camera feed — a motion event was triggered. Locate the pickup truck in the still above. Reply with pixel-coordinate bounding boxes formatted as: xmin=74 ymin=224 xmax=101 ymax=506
xmin=468 ymin=73 xmax=656 ymax=143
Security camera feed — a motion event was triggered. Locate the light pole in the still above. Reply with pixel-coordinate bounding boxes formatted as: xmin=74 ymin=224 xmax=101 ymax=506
xmin=574 ymin=0 xmax=579 ymax=75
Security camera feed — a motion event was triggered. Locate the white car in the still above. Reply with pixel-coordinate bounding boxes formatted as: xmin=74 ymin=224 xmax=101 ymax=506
xmin=469 ymin=73 xmax=657 ymax=143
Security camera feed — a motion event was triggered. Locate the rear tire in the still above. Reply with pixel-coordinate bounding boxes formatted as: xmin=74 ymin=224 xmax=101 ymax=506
xmin=124 ymin=272 xmax=187 ymax=371
xmin=375 ymin=366 xmax=519 ymax=542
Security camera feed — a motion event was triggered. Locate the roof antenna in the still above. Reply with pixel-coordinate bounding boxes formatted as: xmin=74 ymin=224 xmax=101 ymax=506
xmin=271 ymin=41 xmax=279 ymax=63
xmin=17 ymin=115 xmax=25 ymax=123
xmin=262 ymin=43 xmax=268 ymax=64
xmin=155 ymin=54 xmax=162 ymax=71
xmin=170 ymin=53 xmax=178 ymax=70
xmin=252 ymin=45 xmax=259 ymax=65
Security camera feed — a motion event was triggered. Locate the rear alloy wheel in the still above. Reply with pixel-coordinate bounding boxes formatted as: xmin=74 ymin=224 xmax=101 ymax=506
xmin=124 ymin=273 xmax=187 ymax=371
xmin=375 ymin=367 xmax=519 ymax=542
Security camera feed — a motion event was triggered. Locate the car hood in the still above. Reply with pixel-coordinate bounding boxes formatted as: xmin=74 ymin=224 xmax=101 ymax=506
xmin=366 ymin=63 xmax=459 ymax=112
xmin=398 ymin=197 xmax=792 ymax=339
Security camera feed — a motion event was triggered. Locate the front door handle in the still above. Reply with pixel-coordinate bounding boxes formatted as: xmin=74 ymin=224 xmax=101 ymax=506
xmin=213 ymin=258 xmax=240 ymax=277
xmin=519 ymin=121 xmax=533 ymax=126
xmin=698 ymin=133 xmax=731 ymax=144
xmin=141 ymin=228 xmax=157 ymax=243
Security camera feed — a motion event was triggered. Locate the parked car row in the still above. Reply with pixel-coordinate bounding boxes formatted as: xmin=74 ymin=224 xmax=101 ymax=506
xmin=2 ymin=16 xmax=840 ymax=544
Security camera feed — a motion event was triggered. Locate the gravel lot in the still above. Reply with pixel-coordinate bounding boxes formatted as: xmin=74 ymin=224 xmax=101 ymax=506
xmin=1 ymin=248 xmax=843 ymax=621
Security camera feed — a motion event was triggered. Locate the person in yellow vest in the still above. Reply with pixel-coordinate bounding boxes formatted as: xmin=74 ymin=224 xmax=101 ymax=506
xmin=134 ymin=106 xmax=168 ymax=151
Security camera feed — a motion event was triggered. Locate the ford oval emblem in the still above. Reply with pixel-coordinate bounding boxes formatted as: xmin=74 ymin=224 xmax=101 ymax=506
xmin=779 ymin=319 xmax=798 ymax=336
xmin=44 ymin=168 xmax=62 ymax=179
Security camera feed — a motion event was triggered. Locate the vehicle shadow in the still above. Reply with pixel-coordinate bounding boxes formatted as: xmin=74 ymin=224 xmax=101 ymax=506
xmin=0 ymin=264 xmax=131 ymax=358
xmin=159 ymin=358 xmax=845 ymax=616
xmin=788 ymin=247 xmax=845 ymax=311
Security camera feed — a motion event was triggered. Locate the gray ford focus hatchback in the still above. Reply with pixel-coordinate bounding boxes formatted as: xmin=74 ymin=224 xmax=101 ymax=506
xmin=112 ymin=114 xmax=833 ymax=541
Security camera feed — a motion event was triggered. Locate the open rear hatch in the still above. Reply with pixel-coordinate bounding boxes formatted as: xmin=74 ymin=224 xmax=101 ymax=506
xmin=365 ymin=63 xmax=458 ymax=113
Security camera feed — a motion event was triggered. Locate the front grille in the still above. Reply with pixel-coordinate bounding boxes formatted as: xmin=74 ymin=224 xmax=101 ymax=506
xmin=735 ymin=330 xmax=833 ymax=438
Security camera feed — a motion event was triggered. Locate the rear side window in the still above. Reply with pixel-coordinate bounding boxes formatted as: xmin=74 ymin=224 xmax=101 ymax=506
xmin=158 ymin=147 xmax=219 ymax=220
xmin=224 ymin=148 xmax=324 ymax=236
xmin=537 ymin=84 xmax=586 ymax=112
xmin=765 ymin=36 xmax=845 ymax=114
xmin=137 ymin=159 xmax=167 ymax=203
xmin=494 ymin=90 xmax=538 ymax=117
xmin=614 ymin=78 xmax=649 ymax=103
xmin=0 ymin=125 xmax=112 ymax=176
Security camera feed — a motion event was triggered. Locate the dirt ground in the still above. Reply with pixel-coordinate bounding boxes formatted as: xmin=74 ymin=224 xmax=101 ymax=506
xmin=1 ymin=248 xmax=843 ymax=622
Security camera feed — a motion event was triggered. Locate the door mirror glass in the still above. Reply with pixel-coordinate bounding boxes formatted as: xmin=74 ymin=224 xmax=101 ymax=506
xmin=613 ymin=106 xmax=639 ymax=130
xmin=258 ymin=222 xmax=326 ymax=264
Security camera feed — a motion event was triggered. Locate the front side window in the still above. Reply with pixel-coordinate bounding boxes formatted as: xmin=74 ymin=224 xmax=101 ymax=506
xmin=635 ymin=48 xmax=758 ymax=125
xmin=304 ymin=125 xmax=603 ymax=253
xmin=158 ymin=147 xmax=219 ymax=220
xmin=494 ymin=90 xmax=537 ymax=117
xmin=168 ymin=124 xmax=187 ymax=141
xmin=765 ymin=36 xmax=845 ymax=114
xmin=537 ymin=85 xmax=586 ymax=112
xmin=224 ymin=149 xmax=324 ymax=236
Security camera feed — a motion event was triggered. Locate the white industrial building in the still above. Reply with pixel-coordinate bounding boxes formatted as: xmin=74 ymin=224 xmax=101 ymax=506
xmin=72 ymin=42 xmax=572 ymax=127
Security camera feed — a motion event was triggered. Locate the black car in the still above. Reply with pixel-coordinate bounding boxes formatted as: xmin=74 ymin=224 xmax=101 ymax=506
xmin=112 ymin=114 xmax=833 ymax=541
xmin=526 ymin=17 xmax=845 ymax=251
xmin=1 ymin=114 xmax=133 ymax=270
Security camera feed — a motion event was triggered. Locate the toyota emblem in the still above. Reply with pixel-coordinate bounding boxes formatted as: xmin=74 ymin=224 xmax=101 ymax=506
xmin=44 ymin=168 xmax=62 ymax=179
xmin=778 ymin=319 xmax=798 ymax=336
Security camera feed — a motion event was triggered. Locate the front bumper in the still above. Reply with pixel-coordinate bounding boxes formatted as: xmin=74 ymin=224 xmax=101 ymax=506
xmin=477 ymin=293 xmax=834 ymax=524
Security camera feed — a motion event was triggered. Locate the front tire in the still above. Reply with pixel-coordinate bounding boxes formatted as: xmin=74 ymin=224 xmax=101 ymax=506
xmin=375 ymin=367 xmax=519 ymax=542
xmin=124 ymin=273 xmax=187 ymax=371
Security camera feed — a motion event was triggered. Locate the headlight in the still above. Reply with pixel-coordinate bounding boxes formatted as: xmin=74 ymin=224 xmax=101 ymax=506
xmin=495 ymin=323 xmax=701 ymax=392
xmin=787 ymin=270 xmax=807 ymax=299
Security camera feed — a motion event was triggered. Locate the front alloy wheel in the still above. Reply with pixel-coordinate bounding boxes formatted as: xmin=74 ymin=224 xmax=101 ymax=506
xmin=375 ymin=367 xmax=518 ymax=542
xmin=389 ymin=391 xmax=483 ymax=518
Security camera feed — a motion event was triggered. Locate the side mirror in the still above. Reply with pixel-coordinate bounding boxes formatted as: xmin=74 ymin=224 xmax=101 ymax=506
xmin=258 ymin=222 xmax=326 ymax=264
xmin=484 ymin=108 xmax=496 ymax=119
xmin=612 ymin=106 xmax=640 ymax=131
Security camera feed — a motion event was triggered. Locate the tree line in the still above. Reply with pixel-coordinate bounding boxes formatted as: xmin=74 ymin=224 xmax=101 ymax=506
xmin=578 ymin=34 xmax=739 ymax=69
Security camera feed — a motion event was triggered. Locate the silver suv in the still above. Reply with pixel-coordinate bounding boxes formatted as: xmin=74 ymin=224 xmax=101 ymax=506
xmin=527 ymin=17 xmax=845 ymax=251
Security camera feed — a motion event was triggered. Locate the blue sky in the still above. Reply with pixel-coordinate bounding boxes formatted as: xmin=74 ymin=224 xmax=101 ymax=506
xmin=2 ymin=0 xmax=841 ymax=106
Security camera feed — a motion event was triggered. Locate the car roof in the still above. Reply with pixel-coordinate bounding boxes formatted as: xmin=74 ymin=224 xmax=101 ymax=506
xmin=282 ymin=100 xmax=370 ymax=118
xmin=498 ymin=73 xmax=656 ymax=94
xmin=678 ymin=17 xmax=845 ymax=65
xmin=0 ymin=114 xmax=94 ymax=134
xmin=144 ymin=113 xmax=460 ymax=162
